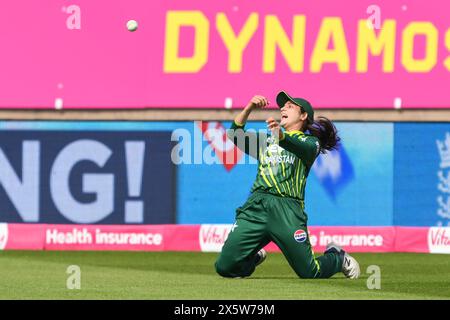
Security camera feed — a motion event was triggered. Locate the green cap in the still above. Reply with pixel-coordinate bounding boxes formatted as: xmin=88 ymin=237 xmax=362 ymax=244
xmin=276 ymin=91 xmax=314 ymax=123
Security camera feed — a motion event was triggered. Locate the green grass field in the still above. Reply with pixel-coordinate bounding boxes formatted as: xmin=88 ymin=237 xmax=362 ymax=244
xmin=0 ymin=251 xmax=449 ymax=300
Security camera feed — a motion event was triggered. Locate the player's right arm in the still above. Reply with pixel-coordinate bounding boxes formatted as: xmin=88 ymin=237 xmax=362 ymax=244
xmin=233 ymin=95 xmax=269 ymax=127
xmin=228 ymin=96 xmax=269 ymax=159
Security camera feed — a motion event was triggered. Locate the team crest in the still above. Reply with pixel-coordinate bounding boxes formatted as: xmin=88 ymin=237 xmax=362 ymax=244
xmin=267 ymin=143 xmax=283 ymax=155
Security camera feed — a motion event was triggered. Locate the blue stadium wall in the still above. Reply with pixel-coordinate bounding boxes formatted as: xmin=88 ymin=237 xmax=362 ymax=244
xmin=0 ymin=121 xmax=448 ymax=227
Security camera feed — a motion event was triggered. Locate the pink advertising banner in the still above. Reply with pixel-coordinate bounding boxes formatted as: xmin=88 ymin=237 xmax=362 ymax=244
xmin=2 ymin=223 xmax=449 ymax=254
xmin=0 ymin=1 xmax=449 ymax=109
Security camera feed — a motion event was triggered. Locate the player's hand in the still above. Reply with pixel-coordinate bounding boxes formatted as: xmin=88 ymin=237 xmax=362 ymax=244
xmin=266 ymin=117 xmax=283 ymax=139
xmin=247 ymin=95 xmax=270 ymax=110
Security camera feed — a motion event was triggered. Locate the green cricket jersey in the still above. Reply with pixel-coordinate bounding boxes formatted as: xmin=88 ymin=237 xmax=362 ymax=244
xmin=229 ymin=121 xmax=321 ymax=204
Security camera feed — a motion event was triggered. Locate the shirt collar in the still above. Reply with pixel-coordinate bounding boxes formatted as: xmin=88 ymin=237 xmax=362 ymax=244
xmin=285 ymin=130 xmax=304 ymax=135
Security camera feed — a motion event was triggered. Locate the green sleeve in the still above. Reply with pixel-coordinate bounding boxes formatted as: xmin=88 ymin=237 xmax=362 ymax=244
xmin=227 ymin=121 xmax=261 ymax=160
xmin=230 ymin=121 xmax=244 ymax=131
xmin=279 ymin=133 xmax=320 ymax=167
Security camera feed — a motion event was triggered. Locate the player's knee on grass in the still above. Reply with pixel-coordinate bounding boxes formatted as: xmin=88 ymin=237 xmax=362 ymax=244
xmin=215 ymin=262 xmax=229 ymax=277
xmin=215 ymin=255 xmax=254 ymax=278
xmin=215 ymin=258 xmax=236 ymax=278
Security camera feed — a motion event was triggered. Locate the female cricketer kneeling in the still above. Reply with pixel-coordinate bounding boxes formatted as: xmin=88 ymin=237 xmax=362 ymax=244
xmin=215 ymin=91 xmax=360 ymax=279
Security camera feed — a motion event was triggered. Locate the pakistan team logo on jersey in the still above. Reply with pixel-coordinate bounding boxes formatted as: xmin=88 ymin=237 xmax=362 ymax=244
xmin=267 ymin=143 xmax=283 ymax=155
xmin=260 ymin=136 xmax=295 ymax=177
xmin=262 ymin=136 xmax=295 ymax=166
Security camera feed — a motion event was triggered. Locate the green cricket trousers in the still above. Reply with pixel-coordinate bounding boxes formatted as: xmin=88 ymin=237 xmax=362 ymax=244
xmin=215 ymin=191 xmax=343 ymax=279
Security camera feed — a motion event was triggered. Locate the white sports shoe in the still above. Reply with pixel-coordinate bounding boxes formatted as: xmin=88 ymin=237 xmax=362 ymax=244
xmin=255 ymin=249 xmax=267 ymax=267
xmin=325 ymin=242 xmax=360 ymax=280
xmin=342 ymin=253 xmax=360 ymax=279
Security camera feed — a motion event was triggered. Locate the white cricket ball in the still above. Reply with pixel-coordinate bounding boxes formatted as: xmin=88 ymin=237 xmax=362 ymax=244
xmin=127 ymin=20 xmax=138 ymax=32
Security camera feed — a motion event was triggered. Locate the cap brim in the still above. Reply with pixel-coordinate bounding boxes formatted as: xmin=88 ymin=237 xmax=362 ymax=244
xmin=276 ymin=91 xmax=298 ymax=109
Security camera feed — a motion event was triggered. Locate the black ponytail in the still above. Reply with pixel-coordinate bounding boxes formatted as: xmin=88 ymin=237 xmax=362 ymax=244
xmin=305 ymin=116 xmax=340 ymax=153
